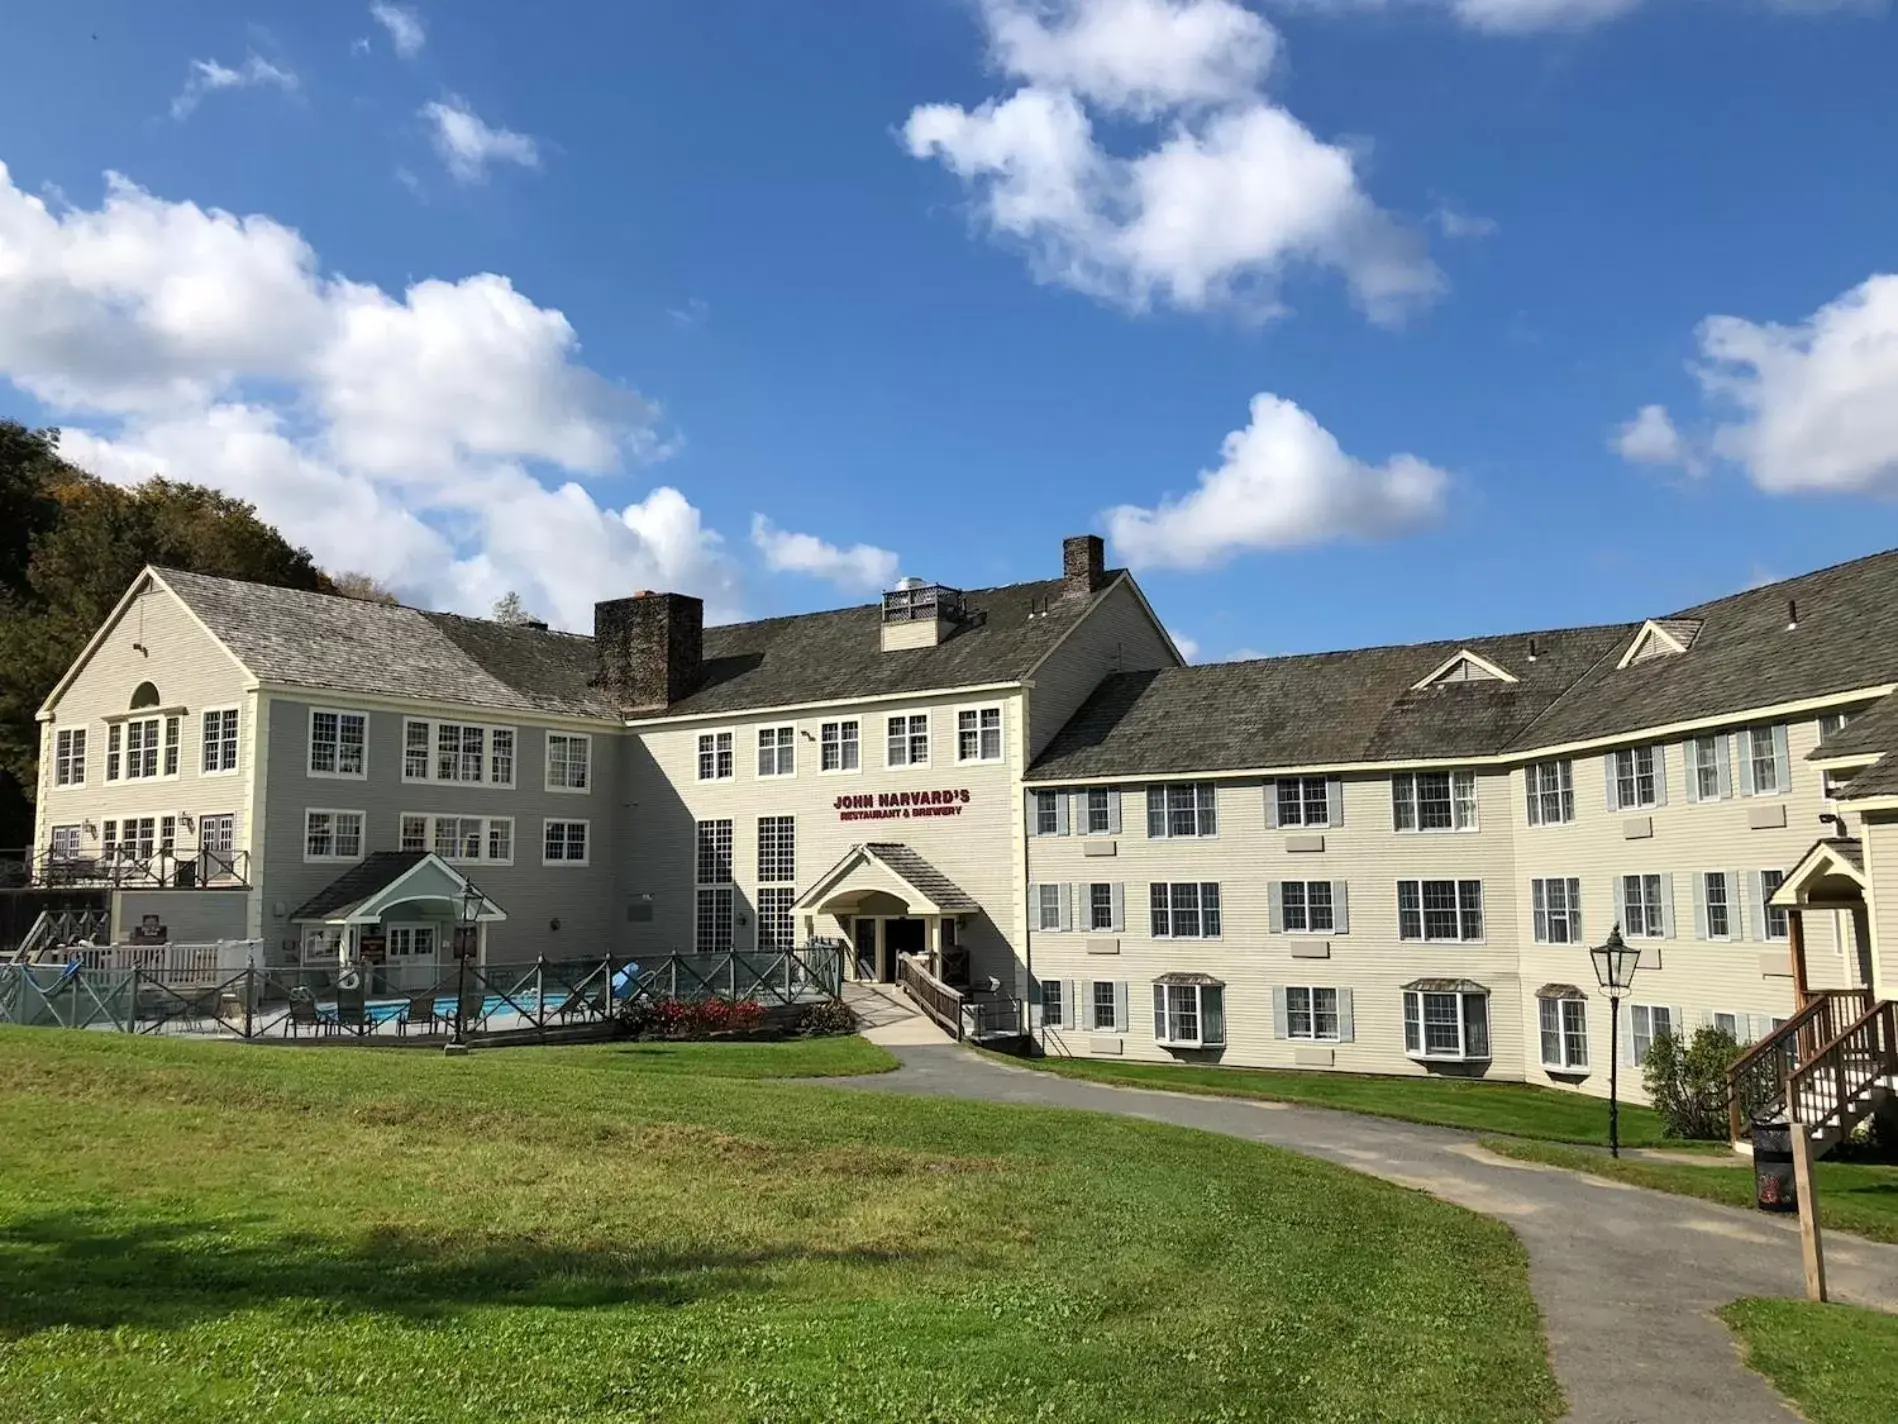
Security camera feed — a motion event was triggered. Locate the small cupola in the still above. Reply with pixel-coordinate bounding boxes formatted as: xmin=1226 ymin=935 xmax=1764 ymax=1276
xmin=881 ymin=576 xmax=965 ymax=651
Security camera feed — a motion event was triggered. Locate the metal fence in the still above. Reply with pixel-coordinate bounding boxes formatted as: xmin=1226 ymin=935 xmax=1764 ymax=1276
xmin=0 ymin=944 xmax=847 ymax=1043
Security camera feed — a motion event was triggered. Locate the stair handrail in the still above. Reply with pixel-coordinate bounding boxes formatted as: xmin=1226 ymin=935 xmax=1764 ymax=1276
xmin=1725 ymin=988 xmax=1874 ymax=1142
xmin=1786 ymin=999 xmax=1897 ymax=1134
xmin=896 ymin=952 xmax=964 ymax=1041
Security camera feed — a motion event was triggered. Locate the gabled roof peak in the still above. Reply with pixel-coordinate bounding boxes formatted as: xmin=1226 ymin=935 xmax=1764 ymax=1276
xmin=1617 ymin=618 xmax=1703 ymax=670
xmin=1413 ymin=648 xmax=1518 ymax=690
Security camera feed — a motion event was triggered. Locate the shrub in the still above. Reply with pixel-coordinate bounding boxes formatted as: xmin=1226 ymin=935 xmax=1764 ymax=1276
xmin=1642 ymin=1025 xmax=1742 ymax=1140
xmin=798 ymin=999 xmax=860 ymax=1038
xmin=614 ymin=996 xmax=767 ymax=1040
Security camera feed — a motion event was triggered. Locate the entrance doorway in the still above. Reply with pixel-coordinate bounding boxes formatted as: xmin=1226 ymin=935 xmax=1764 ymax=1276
xmin=852 ymin=919 xmax=880 ymax=982
xmin=885 ymin=918 xmax=925 ymax=981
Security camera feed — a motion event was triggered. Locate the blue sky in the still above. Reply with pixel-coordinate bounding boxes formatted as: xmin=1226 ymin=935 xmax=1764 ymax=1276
xmin=2 ymin=1 xmax=1896 ymax=659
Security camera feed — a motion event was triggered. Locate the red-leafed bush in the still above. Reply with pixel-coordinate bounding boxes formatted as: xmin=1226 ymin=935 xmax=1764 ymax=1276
xmin=616 ymin=996 xmax=768 ymax=1039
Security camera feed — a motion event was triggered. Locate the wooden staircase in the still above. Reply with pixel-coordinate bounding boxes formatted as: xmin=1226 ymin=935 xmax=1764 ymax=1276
xmin=1728 ymin=989 xmax=1898 ymax=1157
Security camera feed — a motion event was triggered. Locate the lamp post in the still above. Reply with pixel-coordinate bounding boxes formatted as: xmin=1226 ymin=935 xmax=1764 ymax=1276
xmin=447 ymin=882 xmax=484 ymax=1055
xmin=1589 ymin=925 xmax=1642 ymax=1159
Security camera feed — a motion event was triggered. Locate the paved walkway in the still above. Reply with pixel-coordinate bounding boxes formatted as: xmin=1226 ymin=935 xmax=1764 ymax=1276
xmin=821 ymin=1043 xmax=1898 ymax=1424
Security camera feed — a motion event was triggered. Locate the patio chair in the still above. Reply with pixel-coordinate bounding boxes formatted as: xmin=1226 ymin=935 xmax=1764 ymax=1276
xmin=558 ymin=982 xmax=607 ymax=1022
xmin=333 ymin=987 xmax=369 ymax=1037
xmin=397 ymin=992 xmax=441 ymax=1038
xmin=285 ymin=993 xmax=325 ymax=1039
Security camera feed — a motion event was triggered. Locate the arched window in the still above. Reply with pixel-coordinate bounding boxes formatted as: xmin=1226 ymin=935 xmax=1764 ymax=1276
xmin=130 ymin=682 xmax=161 ymax=710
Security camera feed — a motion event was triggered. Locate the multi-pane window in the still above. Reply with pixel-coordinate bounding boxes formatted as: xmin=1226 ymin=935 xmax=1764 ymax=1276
xmin=1281 ymin=881 xmax=1335 ymax=934
xmin=758 ymin=816 xmax=796 ymax=884
xmin=1612 ymin=746 xmax=1660 ymax=810
xmin=543 ymin=819 xmax=589 ymax=864
xmin=1033 ymin=789 xmax=1065 ymax=836
xmin=1760 ymin=869 xmax=1789 ymax=941
xmin=387 ymin=925 xmax=437 ymax=960
xmin=53 ymin=728 xmax=86 ymax=786
xmin=1692 ymin=734 xmax=1725 ymax=801
xmin=1531 ymin=878 xmax=1582 ymax=945
xmin=1403 ymin=989 xmax=1490 ymax=1060
xmin=1041 ymin=979 xmax=1066 ymax=1030
xmin=1092 ymin=981 xmax=1119 ymax=1032
xmin=304 ymin=809 xmax=364 ymax=860
xmin=310 ymin=710 xmax=367 ymax=777
xmin=50 ymin=826 xmax=81 ymax=859
xmin=1744 ymin=726 xmax=1787 ymax=795
xmin=159 ymin=815 xmax=177 ymax=857
xmin=1285 ymin=986 xmax=1340 ymax=1041
xmin=1035 ymin=883 xmax=1064 ymax=932
xmin=1630 ymin=1004 xmax=1674 ymax=1064
xmin=401 ymin=813 xmax=514 ymax=863
xmin=1153 ymin=982 xmax=1225 ymax=1048
xmin=757 ymin=726 xmax=795 ymax=777
xmin=201 ymin=709 xmax=239 ymax=773
xmin=124 ymin=716 xmax=162 ymax=780
xmin=1391 ymin=771 xmax=1477 ymax=831
xmin=957 ymin=707 xmax=1003 ymax=763
xmin=696 ymin=819 xmax=734 ymax=885
xmin=1088 ymin=882 xmax=1116 ymax=932
xmin=1146 ymin=783 xmax=1217 ymax=838
xmin=757 ymin=887 xmax=796 ymax=950
xmin=1148 ymin=882 xmax=1222 ymax=938
xmin=1524 ymin=761 xmax=1574 ymax=826
xmin=820 ymin=720 xmax=860 ymax=772
xmin=1622 ymin=874 xmax=1668 ymax=939
xmin=432 ymin=724 xmax=486 ymax=784
xmin=886 ymin=715 xmax=929 ymax=768
xmin=405 ymin=721 xmax=430 ymax=780
xmin=697 ymin=731 xmax=734 ymax=781
xmin=115 ymin=817 xmax=157 ymax=860
xmin=1539 ymin=997 xmax=1589 ymax=1071
xmin=1397 ymin=880 xmax=1484 ymax=942
xmin=1713 ymin=1011 xmax=1743 ymax=1040
xmin=106 ymin=723 xmax=122 ymax=782
xmin=540 ymin=731 xmax=591 ymax=790
xmin=162 ymin=716 xmax=180 ymax=777
xmin=490 ymin=729 xmax=515 ymax=787
xmin=412 ymin=719 xmax=515 ymax=784
xmin=696 ymin=888 xmax=734 ymax=953
xmin=1083 ymin=787 xmax=1114 ymax=835
xmin=1703 ymin=872 xmax=1732 ymax=940
xmin=434 ymin=816 xmax=486 ymax=861
xmin=1276 ymin=777 xmax=1331 ymax=828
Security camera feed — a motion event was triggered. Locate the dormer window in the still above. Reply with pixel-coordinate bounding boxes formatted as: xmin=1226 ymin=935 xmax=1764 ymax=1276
xmin=1414 ymin=650 xmax=1516 ymax=689
xmin=1617 ymin=619 xmax=1702 ymax=669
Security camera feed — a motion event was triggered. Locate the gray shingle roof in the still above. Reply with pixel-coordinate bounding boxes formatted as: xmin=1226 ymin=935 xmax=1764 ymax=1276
xmin=1031 ymin=546 xmax=1898 ymax=781
xmin=290 ymin=852 xmax=429 ymax=921
xmin=858 ymin=843 xmax=979 ymax=912
xmin=1806 ymin=692 xmax=1898 ymax=761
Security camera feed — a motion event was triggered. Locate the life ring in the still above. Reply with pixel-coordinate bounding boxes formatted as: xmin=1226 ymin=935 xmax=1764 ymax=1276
xmin=337 ymin=968 xmax=362 ymax=992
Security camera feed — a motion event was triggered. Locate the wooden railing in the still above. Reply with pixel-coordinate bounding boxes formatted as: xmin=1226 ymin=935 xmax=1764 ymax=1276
xmin=1727 ymin=988 xmax=1874 ymax=1142
xmin=897 ymin=952 xmax=965 ymax=1040
xmin=962 ymin=997 xmax=1025 ymax=1041
xmin=1787 ymin=1000 xmax=1898 ymax=1142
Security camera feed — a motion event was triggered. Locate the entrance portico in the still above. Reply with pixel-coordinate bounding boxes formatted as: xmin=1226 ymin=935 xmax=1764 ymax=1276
xmin=795 ymin=843 xmax=979 ymax=986
xmin=290 ymin=852 xmax=508 ymax=993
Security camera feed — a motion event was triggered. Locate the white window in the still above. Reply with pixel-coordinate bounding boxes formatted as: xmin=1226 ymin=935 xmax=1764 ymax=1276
xmin=1082 ymin=787 xmax=1116 ymax=835
xmin=820 ymin=720 xmax=859 ymax=772
xmin=1611 ymin=746 xmax=1661 ymax=810
xmin=1620 ymin=873 xmax=1670 ymax=939
xmin=159 ymin=815 xmax=177 ymax=857
xmin=105 ymin=723 xmax=121 ymax=782
xmin=543 ymin=819 xmax=589 ymax=865
xmin=201 ymin=709 xmax=239 ymax=774
xmin=200 ymin=814 xmax=235 ymax=863
xmin=1403 ymin=988 xmax=1490 ymax=1061
xmin=1276 ymin=777 xmax=1331 ymax=828
xmin=696 ymin=819 xmax=734 ymax=884
xmin=1040 ymin=979 xmax=1066 ymax=1030
xmin=695 ymin=887 xmax=734 ymax=953
xmin=162 ymin=716 xmax=180 ymax=777
xmin=1760 ymin=869 xmax=1789 ymax=942
xmin=758 ymin=816 xmax=796 ymax=883
xmin=398 ymin=813 xmax=514 ymax=864
xmin=1702 ymin=872 xmax=1732 ymax=940
xmin=304 ymin=809 xmax=365 ymax=861
xmin=1524 ymin=761 xmax=1574 ymax=826
xmin=1539 ymin=997 xmax=1590 ymax=1071
xmin=433 ymin=816 xmax=485 ymax=861
xmin=1742 ymin=725 xmax=1788 ymax=796
xmin=1146 ymin=783 xmax=1218 ymax=838
xmin=404 ymin=720 xmax=430 ymax=781
xmin=1153 ymin=982 xmax=1226 ymax=1048
xmin=52 ymin=728 xmax=86 ymax=787
xmin=1690 ymin=734 xmax=1727 ymax=802
xmin=50 ymin=826 xmax=81 ymax=859
xmin=1091 ymin=981 xmax=1119 ymax=1032
xmin=886 ymin=714 xmax=929 ymax=768
xmin=1397 ymin=880 xmax=1484 ymax=943
xmin=1280 ymin=881 xmax=1336 ymax=934
xmin=1035 ymin=883 xmax=1065 ymax=932
xmin=1087 ymin=882 xmax=1116 ymax=933
xmin=546 ymin=736 xmax=588 ymax=793
xmin=387 ymin=925 xmax=437 ymax=960
xmin=1032 ymin=789 xmax=1067 ymax=836
xmin=1149 ymin=883 xmax=1222 ymax=938
xmin=123 ymin=716 xmax=162 ymax=781
xmin=757 ymin=887 xmax=796 ymax=950
xmin=309 ymin=710 xmax=367 ymax=778
xmin=756 ymin=726 xmax=795 ymax=778
xmin=1392 ymin=771 xmax=1478 ymax=831
xmin=957 ymin=706 xmax=1003 ymax=763
xmin=437 ymin=724 xmax=485 ymax=784
xmin=1531 ymin=878 xmax=1583 ymax=945
xmin=490 ymin=729 xmax=515 ymax=787
xmin=1286 ymin=986 xmax=1341 ymax=1041
xmin=1630 ymin=1004 xmax=1675 ymax=1065
xmin=697 ymin=731 xmax=734 ymax=781
xmin=1713 ymin=1011 xmax=1743 ymax=1040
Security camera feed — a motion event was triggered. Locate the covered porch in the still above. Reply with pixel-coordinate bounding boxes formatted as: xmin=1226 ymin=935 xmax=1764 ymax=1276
xmin=290 ymin=852 xmax=507 ymax=996
xmin=794 ymin=842 xmax=978 ymax=987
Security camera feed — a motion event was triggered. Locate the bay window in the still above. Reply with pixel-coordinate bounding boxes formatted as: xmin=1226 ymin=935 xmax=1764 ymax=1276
xmin=1538 ymin=994 xmax=1590 ymax=1072
xmin=1153 ymin=978 xmax=1225 ymax=1049
xmin=1402 ymin=983 xmax=1490 ymax=1061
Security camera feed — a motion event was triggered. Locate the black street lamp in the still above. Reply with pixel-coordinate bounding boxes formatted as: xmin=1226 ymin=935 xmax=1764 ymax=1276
xmin=447 ymin=882 xmax=484 ymax=1055
xmin=1590 ymin=925 xmax=1643 ymax=1158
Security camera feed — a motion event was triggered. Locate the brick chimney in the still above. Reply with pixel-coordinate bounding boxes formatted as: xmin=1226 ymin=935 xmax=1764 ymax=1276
xmin=1063 ymin=534 xmax=1106 ymax=598
xmin=595 ymin=591 xmax=703 ymax=710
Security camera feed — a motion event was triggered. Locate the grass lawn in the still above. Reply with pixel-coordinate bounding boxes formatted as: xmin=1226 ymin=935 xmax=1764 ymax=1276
xmin=1721 ymin=1300 xmax=1898 ymax=1424
xmin=1005 ymin=1052 xmax=1671 ymax=1147
xmin=0 ymin=1027 xmax=1562 ymax=1423
xmin=1477 ymin=1138 xmax=1898 ymax=1244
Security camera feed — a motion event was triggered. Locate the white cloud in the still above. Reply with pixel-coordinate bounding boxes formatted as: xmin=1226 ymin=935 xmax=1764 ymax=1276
xmin=750 ymin=516 xmax=901 ymax=594
xmin=0 ymin=159 xmax=738 ymax=628
xmin=1165 ymin=627 xmax=1201 ymax=662
xmin=1288 ymin=0 xmax=1883 ymax=35
xmin=1104 ymin=392 xmax=1449 ymax=569
xmin=1431 ymin=204 xmax=1497 ymax=239
xmin=171 ymin=54 xmax=298 ymax=120
xmin=1612 ymin=403 xmax=1701 ymax=474
xmin=422 ymin=98 xmax=540 ymax=183
xmin=904 ymin=0 xmax=1438 ymax=323
xmin=371 ymin=3 xmax=427 ymax=58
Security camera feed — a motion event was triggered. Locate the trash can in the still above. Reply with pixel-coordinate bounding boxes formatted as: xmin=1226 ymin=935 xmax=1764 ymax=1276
xmin=1752 ymin=1119 xmax=1797 ymax=1213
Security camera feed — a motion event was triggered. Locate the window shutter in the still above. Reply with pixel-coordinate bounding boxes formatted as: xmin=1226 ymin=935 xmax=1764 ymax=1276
xmin=1728 ymin=868 xmax=1746 ymax=941
xmin=1660 ymin=873 xmax=1676 ymax=939
xmin=1333 ymin=882 xmax=1349 ymax=935
xmin=1751 ymin=1014 xmax=1774 ymax=1043
xmin=1715 ymin=738 xmax=1733 ymax=800
xmin=1080 ymin=980 xmax=1093 ymax=1030
xmin=1055 ymin=794 xmax=1071 ymax=836
xmin=1611 ymin=876 xmax=1627 ymax=936
xmin=1152 ymin=984 xmax=1166 ymax=1039
xmin=1603 ymin=753 xmax=1620 ymax=811
xmin=1569 ymin=878 xmax=1583 ymax=944
xmin=1771 ymin=724 xmax=1791 ymax=793
xmin=1266 ymin=882 xmax=1284 ymax=934
xmin=1621 ymin=1015 xmax=1638 ymax=1067
xmin=1027 ymin=883 xmax=1040 ymax=930
xmin=1272 ymin=986 xmax=1289 ymax=1040
xmin=1147 ymin=786 xmax=1165 ymax=838
xmin=1531 ymin=879 xmax=1548 ymax=943
xmin=1693 ymin=873 xmax=1709 ymax=940
xmin=1750 ymin=872 xmax=1769 ymax=942
xmin=1264 ymin=781 xmax=1280 ymax=829
xmin=1736 ymin=732 xmax=1756 ymax=797
xmin=1673 ymin=1006 xmax=1688 ymax=1042
xmin=1683 ymin=740 xmax=1701 ymax=803
xmin=1326 ymin=777 xmax=1344 ymax=828
xmin=1025 ymin=790 xmax=1041 ymax=836
xmin=1109 ymin=882 xmax=1125 ymax=933
xmin=1653 ymin=743 xmax=1669 ymax=807
xmin=1106 ymin=790 xmax=1122 ymax=836
xmin=1114 ymin=982 xmax=1128 ymax=1033
xmin=1525 ymin=769 xmax=1539 ymax=825
xmin=1337 ymin=988 xmax=1355 ymax=1044
xmin=1059 ymin=884 xmax=1074 ymax=932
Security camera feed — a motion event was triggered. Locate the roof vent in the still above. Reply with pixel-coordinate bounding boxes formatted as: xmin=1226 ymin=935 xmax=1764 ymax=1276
xmin=1787 ymin=598 xmax=1799 ymax=632
xmin=1527 ymin=637 xmax=1539 ymax=663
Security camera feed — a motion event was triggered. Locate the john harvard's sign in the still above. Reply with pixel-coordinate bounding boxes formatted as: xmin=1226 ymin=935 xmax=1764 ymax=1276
xmin=836 ymin=789 xmax=972 ymax=822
